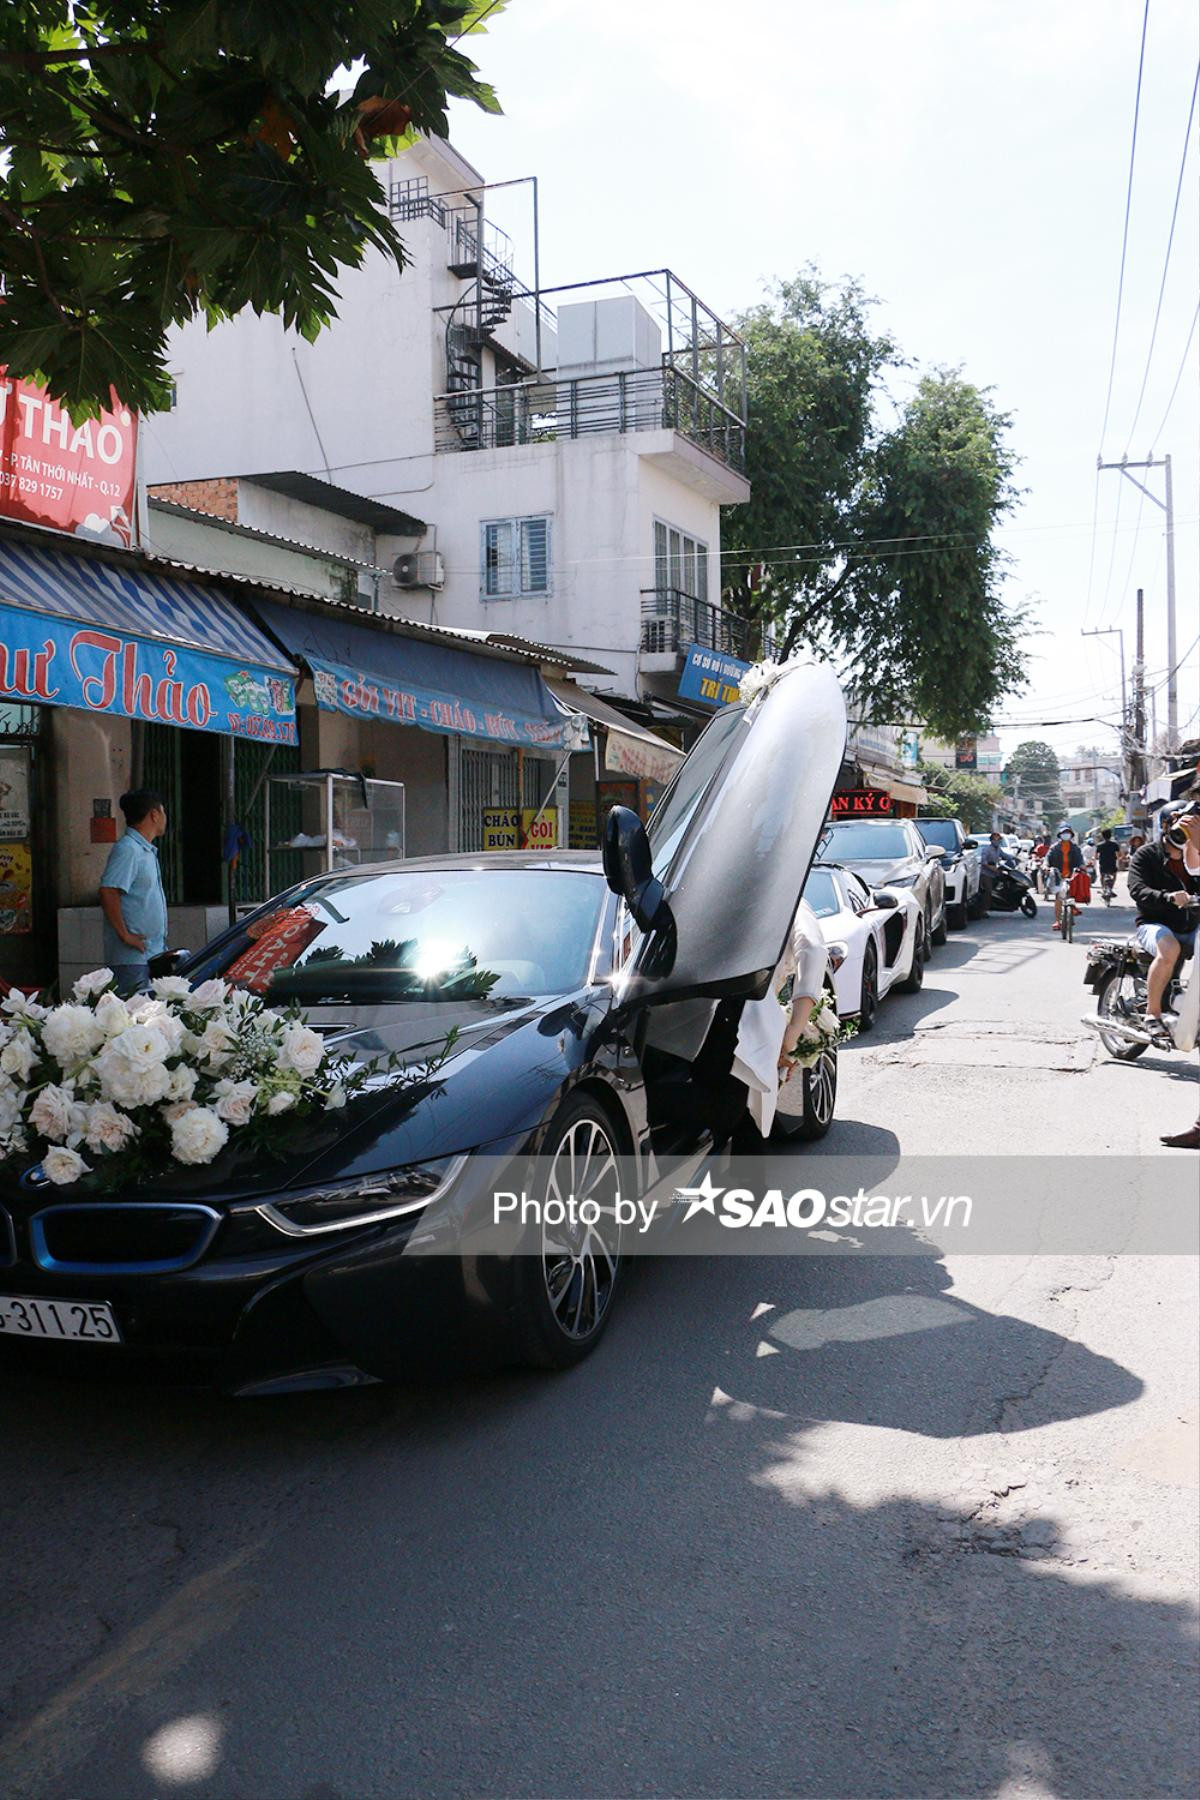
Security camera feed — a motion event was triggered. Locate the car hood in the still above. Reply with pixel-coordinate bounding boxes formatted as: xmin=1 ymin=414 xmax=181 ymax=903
xmin=50 ymin=994 xmax=598 ymax=1205
xmin=842 ymin=857 xmax=919 ymax=886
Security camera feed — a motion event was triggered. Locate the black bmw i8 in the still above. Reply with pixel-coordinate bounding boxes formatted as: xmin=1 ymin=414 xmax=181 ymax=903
xmin=0 ymin=663 xmax=847 ymax=1392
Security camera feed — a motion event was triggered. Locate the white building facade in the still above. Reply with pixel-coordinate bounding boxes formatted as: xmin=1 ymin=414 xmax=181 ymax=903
xmin=143 ymin=135 xmax=751 ymax=715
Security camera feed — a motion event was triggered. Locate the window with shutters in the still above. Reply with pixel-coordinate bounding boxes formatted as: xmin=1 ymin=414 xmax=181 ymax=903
xmin=481 ymin=515 xmax=552 ymax=598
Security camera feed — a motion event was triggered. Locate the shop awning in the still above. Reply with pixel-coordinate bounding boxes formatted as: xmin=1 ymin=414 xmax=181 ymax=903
xmin=0 ymin=535 xmax=297 ymax=741
xmin=888 ymin=778 xmax=928 ymax=806
xmin=544 ymin=678 xmax=685 ymax=785
xmin=252 ymin=598 xmax=583 ymax=751
xmin=1143 ymin=764 xmax=1198 ymax=808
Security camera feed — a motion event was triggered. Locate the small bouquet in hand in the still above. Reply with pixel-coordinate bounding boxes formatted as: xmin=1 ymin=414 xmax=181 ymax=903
xmin=783 ymin=992 xmax=856 ymax=1071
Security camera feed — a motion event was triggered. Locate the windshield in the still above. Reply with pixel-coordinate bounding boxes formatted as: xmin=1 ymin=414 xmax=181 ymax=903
xmin=200 ymin=870 xmax=605 ymax=1004
xmin=803 ymin=868 xmax=842 ymax=919
xmin=916 ymin=820 xmax=958 ymax=852
xmin=825 ymin=823 xmax=911 ymax=861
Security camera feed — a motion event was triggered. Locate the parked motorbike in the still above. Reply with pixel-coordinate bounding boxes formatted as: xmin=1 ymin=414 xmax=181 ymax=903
xmin=986 ymin=864 xmax=1039 ymax=918
xmin=1082 ymin=899 xmax=1200 ymax=1060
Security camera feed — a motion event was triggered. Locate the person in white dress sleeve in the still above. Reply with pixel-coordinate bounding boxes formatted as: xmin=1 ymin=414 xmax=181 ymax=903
xmin=731 ymin=897 xmax=830 ymax=1136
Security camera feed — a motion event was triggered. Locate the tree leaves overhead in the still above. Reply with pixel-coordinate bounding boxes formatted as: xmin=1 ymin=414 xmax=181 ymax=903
xmin=0 ymin=1 xmax=506 ymax=416
xmin=723 ymin=274 xmax=1028 ymax=741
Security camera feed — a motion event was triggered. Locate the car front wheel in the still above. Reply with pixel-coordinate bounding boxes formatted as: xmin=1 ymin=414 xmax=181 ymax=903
xmin=931 ymin=899 xmax=948 ymax=947
xmin=899 ymin=919 xmax=926 ymax=992
xmin=857 ymin=943 xmax=879 ymax=1032
xmin=510 ymin=1097 xmax=623 ymax=1369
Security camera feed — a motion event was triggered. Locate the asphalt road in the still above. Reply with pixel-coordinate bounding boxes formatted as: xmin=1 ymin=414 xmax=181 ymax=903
xmin=2 ymin=886 xmax=1197 ymax=1799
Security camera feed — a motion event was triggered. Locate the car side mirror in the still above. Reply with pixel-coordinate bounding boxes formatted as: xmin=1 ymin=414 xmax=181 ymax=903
xmin=871 ymin=891 xmax=900 ymax=910
xmin=602 ymin=806 xmax=672 ymax=935
xmin=926 ymin=844 xmax=946 ymax=860
xmin=963 ymin=838 xmax=978 ymax=850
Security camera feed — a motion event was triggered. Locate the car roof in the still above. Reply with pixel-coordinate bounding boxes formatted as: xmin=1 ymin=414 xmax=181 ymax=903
xmin=308 ymin=850 xmax=604 ymax=879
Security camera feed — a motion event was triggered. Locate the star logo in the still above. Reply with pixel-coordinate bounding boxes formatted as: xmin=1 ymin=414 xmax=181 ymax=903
xmin=674 ymin=1168 xmax=725 ymax=1224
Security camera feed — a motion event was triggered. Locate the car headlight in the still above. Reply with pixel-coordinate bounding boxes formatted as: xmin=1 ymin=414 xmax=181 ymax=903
xmin=887 ymin=872 xmax=920 ymax=888
xmin=825 ymin=940 xmax=849 ymax=971
xmin=250 ymin=1156 xmax=467 ymax=1238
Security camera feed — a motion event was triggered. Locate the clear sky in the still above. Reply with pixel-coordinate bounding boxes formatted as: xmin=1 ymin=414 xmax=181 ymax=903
xmin=447 ymin=0 xmax=1199 ymax=770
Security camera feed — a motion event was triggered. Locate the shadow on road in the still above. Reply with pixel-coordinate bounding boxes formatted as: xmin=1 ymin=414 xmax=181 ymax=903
xmin=1 ymin=1229 xmax=1180 ymax=1800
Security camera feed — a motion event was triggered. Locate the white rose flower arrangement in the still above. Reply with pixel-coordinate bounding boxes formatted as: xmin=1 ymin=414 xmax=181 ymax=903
xmin=737 ymin=652 xmax=816 ymax=708
xmin=0 ymin=970 xmax=381 ymax=1190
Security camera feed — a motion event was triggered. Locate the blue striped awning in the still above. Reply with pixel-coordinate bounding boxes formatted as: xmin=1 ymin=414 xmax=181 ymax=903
xmin=0 ymin=536 xmax=298 ymax=741
xmin=0 ymin=537 xmax=294 ymax=671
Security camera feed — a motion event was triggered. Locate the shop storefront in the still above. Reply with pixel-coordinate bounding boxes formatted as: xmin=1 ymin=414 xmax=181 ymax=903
xmin=542 ymin=677 xmax=684 ymax=845
xmin=249 ymin=597 xmax=588 ymax=857
xmin=0 ymin=526 xmax=298 ymax=992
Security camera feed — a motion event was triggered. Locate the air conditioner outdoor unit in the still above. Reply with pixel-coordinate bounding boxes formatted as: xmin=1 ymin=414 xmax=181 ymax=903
xmin=393 ymin=551 xmax=445 ymax=589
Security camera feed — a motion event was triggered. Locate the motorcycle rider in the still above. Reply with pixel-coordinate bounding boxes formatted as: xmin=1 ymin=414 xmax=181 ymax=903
xmin=1045 ymin=825 xmax=1084 ymax=930
xmin=1128 ymin=807 xmax=1200 ymax=1037
xmin=1096 ymin=828 xmax=1120 ymax=902
xmin=977 ymin=830 xmax=1018 ymax=910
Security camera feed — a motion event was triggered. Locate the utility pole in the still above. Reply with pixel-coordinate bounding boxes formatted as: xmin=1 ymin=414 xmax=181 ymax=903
xmin=1131 ymin=588 xmax=1146 ymax=802
xmin=1097 ymin=452 xmax=1178 ymax=749
xmin=1081 ymin=625 xmax=1127 ymax=776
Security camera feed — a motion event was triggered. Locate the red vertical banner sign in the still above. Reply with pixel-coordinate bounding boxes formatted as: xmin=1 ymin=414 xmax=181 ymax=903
xmin=0 ymin=373 xmax=137 ymax=545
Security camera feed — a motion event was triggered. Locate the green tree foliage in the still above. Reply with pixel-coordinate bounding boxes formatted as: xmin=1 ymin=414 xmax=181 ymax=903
xmin=841 ymin=373 xmax=1026 ymax=738
xmin=916 ymin=760 xmax=1003 ymax=833
xmin=1003 ymin=739 xmax=1064 ymax=827
xmin=722 ymin=273 xmax=895 ymax=637
xmin=0 ymin=0 xmax=505 ymax=416
xmin=723 ymin=276 xmax=1027 ymax=741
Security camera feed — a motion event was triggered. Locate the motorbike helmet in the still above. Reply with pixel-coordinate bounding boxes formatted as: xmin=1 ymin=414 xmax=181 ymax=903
xmin=1163 ymin=801 xmax=1200 ymax=848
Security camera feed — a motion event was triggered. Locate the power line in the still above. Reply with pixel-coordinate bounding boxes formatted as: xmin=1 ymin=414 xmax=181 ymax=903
xmin=1097 ymin=476 xmax=1126 ymax=626
xmin=1104 ymin=483 xmax=1148 ymax=628
xmin=1098 ymin=0 xmax=1151 ymax=452
xmin=1148 ymin=299 xmax=1200 ymax=453
xmin=1122 ymin=59 xmax=1200 ymax=455
xmin=1083 ymin=467 xmax=1103 ymax=628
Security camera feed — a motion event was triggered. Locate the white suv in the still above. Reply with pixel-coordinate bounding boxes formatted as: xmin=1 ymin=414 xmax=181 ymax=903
xmin=915 ymin=817 xmax=981 ymax=930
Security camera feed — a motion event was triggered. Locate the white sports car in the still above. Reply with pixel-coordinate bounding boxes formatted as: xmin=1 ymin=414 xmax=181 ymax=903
xmin=803 ymin=862 xmax=924 ymax=1031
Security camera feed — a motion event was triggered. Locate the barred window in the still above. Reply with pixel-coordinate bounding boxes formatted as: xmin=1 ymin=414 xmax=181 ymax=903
xmin=482 ymin=516 xmax=552 ymax=598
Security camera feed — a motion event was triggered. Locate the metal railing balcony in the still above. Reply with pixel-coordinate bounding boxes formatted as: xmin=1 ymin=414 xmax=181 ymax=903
xmin=434 ymin=365 xmax=746 ymax=470
xmin=639 ymin=589 xmax=775 ymax=662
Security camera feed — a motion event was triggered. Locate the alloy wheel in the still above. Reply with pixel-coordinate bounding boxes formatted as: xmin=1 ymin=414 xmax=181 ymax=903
xmin=540 ymin=1116 xmax=621 ymax=1342
xmin=802 ymin=1046 xmax=837 ymax=1130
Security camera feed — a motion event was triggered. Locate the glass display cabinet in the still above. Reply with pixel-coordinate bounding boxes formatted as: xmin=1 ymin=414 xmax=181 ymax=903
xmin=265 ymin=771 xmax=406 ymax=892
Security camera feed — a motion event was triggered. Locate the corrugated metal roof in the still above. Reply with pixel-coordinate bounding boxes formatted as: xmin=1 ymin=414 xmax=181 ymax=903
xmin=241 ymin=472 xmax=426 ymax=536
xmin=147 ymin=497 xmax=383 ymax=572
xmin=0 ymin=515 xmax=613 ymax=678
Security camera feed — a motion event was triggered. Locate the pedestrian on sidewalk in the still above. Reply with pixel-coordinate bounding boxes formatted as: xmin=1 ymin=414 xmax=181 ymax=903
xmin=98 ymin=789 xmax=169 ymax=996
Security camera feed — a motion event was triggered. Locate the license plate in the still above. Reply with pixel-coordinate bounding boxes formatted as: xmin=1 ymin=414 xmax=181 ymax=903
xmin=0 ymin=1295 xmax=121 ymax=1344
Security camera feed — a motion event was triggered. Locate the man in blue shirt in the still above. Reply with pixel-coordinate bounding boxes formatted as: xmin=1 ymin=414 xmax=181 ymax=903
xmin=98 ymin=789 xmax=169 ymax=995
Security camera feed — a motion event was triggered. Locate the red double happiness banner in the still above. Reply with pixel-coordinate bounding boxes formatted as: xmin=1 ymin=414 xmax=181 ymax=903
xmin=0 ymin=372 xmax=137 ymax=546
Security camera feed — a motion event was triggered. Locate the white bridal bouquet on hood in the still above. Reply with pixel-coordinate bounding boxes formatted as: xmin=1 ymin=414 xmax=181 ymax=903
xmin=0 ymin=973 xmax=366 ymax=1190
